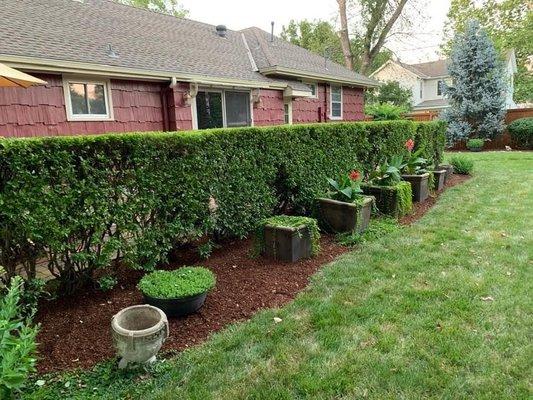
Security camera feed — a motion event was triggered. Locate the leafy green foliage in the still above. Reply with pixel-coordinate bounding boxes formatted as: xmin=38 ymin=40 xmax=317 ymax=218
xmin=255 ymin=216 xmax=321 ymax=256
xmin=403 ymin=149 xmax=428 ymax=175
xmin=197 ymin=241 xmax=215 ymax=260
xmin=0 ymin=121 xmax=445 ymax=294
xmin=326 ymin=170 xmax=364 ymax=203
xmin=365 ymin=102 xmax=409 ymax=121
xmin=97 ymin=275 xmax=118 ymax=292
xmin=467 ymin=138 xmax=485 ymax=150
xmin=138 ymin=267 xmax=215 ymax=299
xmin=451 ymin=155 xmax=474 ymax=175
xmin=366 ymin=81 xmax=412 ymax=109
xmin=368 ymin=156 xmax=403 ymax=186
xmin=0 ymin=277 xmax=39 ymax=398
xmin=361 ymin=181 xmax=412 ymax=218
xmin=336 ymin=217 xmax=399 ymax=246
xmin=114 ymin=0 xmax=188 ymax=17
xmin=508 ymin=117 xmax=533 ymax=149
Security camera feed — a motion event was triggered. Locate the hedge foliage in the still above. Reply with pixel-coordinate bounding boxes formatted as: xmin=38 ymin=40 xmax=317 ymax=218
xmin=507 ymin=117 xmax=533 ymax=149
xmin=0 ymin=121 xmax=445 ymax=293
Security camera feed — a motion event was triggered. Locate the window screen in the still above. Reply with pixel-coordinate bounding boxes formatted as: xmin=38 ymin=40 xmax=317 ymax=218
xmin=196 ymin=91 xmax=223 ymax=129
xmin=225 ymin=91 xmax=250 ymax=127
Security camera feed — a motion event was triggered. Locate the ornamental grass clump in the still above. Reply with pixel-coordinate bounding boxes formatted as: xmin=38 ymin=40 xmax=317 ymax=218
xmin=138 ymin=267 xmax=216 ymax=299
xmin=450 ymin=155 xmax=474 ymax=175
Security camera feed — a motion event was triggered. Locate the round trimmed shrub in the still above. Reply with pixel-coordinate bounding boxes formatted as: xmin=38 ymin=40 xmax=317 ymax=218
xmin=508 ymin=117 xmax=533 ymax=149
xmin=137 ymin=267 xmax=216 ymax=299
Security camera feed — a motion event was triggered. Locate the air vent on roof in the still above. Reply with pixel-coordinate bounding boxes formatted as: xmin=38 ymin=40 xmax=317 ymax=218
xmin=107 ymin=44 xmax=119 ymax=59
xmin=216 ymin=25 xmax=227 ymax=38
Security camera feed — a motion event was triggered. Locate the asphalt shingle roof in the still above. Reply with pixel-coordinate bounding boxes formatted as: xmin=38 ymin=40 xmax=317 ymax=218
xmin=0 ymin=0 xmax=377 ymax=88
xmin=408 ymin=60 xmax=449 ymax=78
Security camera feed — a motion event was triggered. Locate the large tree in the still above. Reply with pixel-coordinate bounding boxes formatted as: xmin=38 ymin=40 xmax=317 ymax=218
xmin=281 ymin=19 xmax=392 ymax=74
xmin=444 ymin=0 xmax=532 ymax=103
xmin=337 ymin=0 xmax=412 ymax=75
xmin=366 ymin=80 xmax=412 ymax=109
xmin=442 ymin=20 xmax=506 ymax=144
xmin=115 ymin=0 xmax=188 ymax=17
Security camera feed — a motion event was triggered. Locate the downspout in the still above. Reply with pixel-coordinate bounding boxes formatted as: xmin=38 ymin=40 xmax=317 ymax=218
xmin=161 ymin=77 xmax=178 ymax=132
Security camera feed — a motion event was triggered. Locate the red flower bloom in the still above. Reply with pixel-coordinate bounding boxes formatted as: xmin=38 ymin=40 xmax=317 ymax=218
xmin=349 ymin=170 xmax=361 ymax=181
xmin=405 ymin=139 xmax=415 ymax=152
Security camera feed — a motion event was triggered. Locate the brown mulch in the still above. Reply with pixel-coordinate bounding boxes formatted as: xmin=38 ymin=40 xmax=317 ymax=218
xmin=35 ymin=174 xmax=470 ymax=374
xmin=400 ymin=174 xmax=470 ymax=225
xmin=35 ymin=236 xmax=348 ymax=374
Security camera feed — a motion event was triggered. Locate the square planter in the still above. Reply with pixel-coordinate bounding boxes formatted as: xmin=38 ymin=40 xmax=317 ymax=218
xmin=401 ymin=173 xmax=430 ymax=202
xmin=433 ymin=170 xmax=446 ymax=192
xmin=263 ymin=224 xmax=312 ymax=262
xmin=361 ymin=183 xmax=412 ymax=218
xmin=437 ymin=164 xmax=454 ymax=182
xmin=317 ymin=196 xmax=373 ymax=234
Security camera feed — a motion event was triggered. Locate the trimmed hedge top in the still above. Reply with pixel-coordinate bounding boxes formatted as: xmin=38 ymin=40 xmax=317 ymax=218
xmin=0 ymin=120 xmax=445 ymax=292
xmin=137 ymin=267 xmax=216 ymax=299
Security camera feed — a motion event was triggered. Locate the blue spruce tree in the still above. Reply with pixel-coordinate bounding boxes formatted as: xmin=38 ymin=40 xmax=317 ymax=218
xmin=442 ymin=20 xmax=507 ymax=145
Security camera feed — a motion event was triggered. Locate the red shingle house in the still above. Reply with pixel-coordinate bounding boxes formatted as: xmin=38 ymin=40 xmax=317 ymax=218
xmin=0 ymin=0 xmax=379 ymax=138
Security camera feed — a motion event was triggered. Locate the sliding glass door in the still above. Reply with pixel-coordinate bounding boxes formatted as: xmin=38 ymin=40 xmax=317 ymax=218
xmin=195 ymin=90 xmax=251 ymax=129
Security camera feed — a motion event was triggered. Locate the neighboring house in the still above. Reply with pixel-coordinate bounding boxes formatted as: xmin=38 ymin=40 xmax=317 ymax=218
xmin=370 ymin=51 xmax=517 ymax=113
xmin=0 ymin=0 xmax=378 ymax=138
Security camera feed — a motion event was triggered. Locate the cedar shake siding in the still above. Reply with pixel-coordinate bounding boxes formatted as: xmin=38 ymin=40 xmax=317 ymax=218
xmin=0 ymin=74 xmax=365 ymax=138
xmin=0 ymin=74 xmax=167 ymax=138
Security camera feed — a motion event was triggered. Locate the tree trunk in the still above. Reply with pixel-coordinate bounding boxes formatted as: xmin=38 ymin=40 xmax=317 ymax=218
xmin=337 ymin=0 xmax=354 ymax=70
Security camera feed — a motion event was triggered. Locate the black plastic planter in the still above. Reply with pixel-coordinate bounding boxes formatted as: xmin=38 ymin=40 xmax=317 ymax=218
xmin=263 ymin=224 xmax=312 ymax=262
xmin=317 ymin=197 xmax=373 ymax=234
xmin=143 ymin=292 xmax=208 ymax=317
xmin=401 ymin=173 xmax=429 ymax=202
xmin=433 ymin=170 xmax=446 ymax=191
xmin=437 ymin=164 xmax=454 ymax=182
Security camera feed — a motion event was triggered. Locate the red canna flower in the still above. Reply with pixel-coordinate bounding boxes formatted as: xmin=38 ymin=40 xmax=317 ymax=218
xmin=405 ymin=139 xmax=415 ymax=152
xmin=349 ymin=170 xmax=361 ymax=181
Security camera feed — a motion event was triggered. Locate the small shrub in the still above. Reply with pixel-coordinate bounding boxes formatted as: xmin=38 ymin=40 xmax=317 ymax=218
xmin=337 ymin=218 xmax=399 ymax=246
xmin=326 ymin=170 xmax=365 ymax=204
xmin=450 ymin=155 xmax=474 ymax=175
xmin=197 ymin=241 xmax=215 ymax=259
xmin=466 ymin=138 xmax=484 ymax=150
xmin=365 ymin=102 xmax=408 ymax=121
xmin=508 ymin=117 xmax=533 ymax=149
xmin=0 ymin=277 xmax=39 ymax=399
xmin=254 ymin=216 xmax=321 ymax=256
xmin=138 ymin=267 xmax=216 ymax=299
xmin=97 ymin=275 xmax=118 ymax=292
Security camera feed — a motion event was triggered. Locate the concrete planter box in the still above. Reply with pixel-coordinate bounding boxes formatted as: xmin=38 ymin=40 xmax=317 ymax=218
xmin=401 ymin=173 xmax=430 ymax=202
xmin=143 ymin=292 xmax=208 ymax=318
xmin=437 ymin=164 xmax=454 ymax=183
xmin=433 ymin=170 xmax=446 ymax=192
xmin=361 ymin=184 xmax=410 ymax=218
xmin=317 ymin=197 xmax=373 ymax=234
xmin=263 ymin=224 xmax=312 ymax=262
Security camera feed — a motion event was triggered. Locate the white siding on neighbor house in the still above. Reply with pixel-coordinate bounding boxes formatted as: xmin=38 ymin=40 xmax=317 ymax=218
xmin=371 ymin=62 xmax=421 ymax=105
xmin=422 ymin=78 xmax=451 ymax=102
xmin=504 ymin=57 xmax=516 ymax=108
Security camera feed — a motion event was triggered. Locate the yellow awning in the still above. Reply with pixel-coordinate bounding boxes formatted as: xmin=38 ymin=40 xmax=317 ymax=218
xmin=0 ymin=63 xmax=47 ymax=88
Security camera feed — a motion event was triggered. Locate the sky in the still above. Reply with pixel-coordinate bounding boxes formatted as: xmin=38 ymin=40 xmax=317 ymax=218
xmin=180 ymin=0 xmax=451 ymax=64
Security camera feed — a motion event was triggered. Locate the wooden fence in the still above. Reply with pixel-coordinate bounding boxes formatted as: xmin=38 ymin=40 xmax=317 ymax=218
xmin=406 ymin=108 xmax=533 ymax=150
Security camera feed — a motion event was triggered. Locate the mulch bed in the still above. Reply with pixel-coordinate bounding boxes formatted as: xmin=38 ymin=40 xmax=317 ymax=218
xmin=34 ymin=174 xmax=470 ymax=374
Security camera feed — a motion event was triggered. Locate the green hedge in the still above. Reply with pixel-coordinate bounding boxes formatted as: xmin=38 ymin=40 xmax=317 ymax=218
xmin=0 ymin=121 xmax=445 ymax=293
xmin=508 ymin=117 xmax=533 ymax=149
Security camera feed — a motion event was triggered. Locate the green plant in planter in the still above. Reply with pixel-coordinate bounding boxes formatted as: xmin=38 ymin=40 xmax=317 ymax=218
xmin=450 ymin=155 xmax=474 ymax=175
xmin=326 ymin=170 xmax=365 ymax=204
xmin=368 ymin=156 xmax=403 ymax=186
xmin=466 ymin=138 xmax=484 ymax=151
xmin=137 ymin=267 xmax=216 ymax=299
xmin=402 ymin=139 xmax=428 ymax=174
xmin=254 ymin=216 xmax=320 ymax=256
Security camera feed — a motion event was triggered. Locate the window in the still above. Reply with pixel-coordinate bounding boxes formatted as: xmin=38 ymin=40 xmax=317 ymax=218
xmin=306 ymin=83 xmax=317 ymax=98
xmin=419 ymin=81 xmax=423 ymax=99
xmin=195 ymin=90 xmax=251 ymax=129
xmin=437 ymin=80 xmax=445 ymax=96
xmin=284 ymin=101 xmax=292 ymax=124
xmin=329 ymin=85 xmax=342 ymax=119
xmin=64 ymin=78 xmax=113 ymax=121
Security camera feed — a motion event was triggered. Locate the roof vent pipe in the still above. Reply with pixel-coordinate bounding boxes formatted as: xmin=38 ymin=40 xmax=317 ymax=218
xmin=216 ymin=25 xmax=227 ymax=38
xmin=270 ymin=21 xmax=274 ymax=42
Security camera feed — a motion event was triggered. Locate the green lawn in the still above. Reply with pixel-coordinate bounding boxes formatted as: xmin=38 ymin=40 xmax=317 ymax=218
xmin=27 ymin=152 xmax=532 ymax=400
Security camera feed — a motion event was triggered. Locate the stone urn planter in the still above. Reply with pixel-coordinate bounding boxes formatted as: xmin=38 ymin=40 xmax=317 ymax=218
xmin=263 ymin=224 xmax=313 ymax=262
xmin=401 ymin=173 xmax=430 ymax=202
xmin=317 ymin=196 xmax=373 ymax=234
xmin=111 ymin=304 xmax=169 ymax=369
xmin=437 ymin=164 xmax=454 ymax=182
xmin=432 ymin=170 xmax=446 ymax=192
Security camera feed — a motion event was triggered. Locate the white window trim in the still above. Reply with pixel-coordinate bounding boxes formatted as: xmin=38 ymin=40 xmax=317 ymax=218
xmin=303 ymin=81 xmax=318 ymax=99
xmin=63 ymin=76 xmax=114 ymax=122
xmin=329 ymin=84 xmax=343 ymax=120
xmin=191 ymin=88 xmax=253 ymax=130
xmin=284 ymin=99 xmax=293 ymax=125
